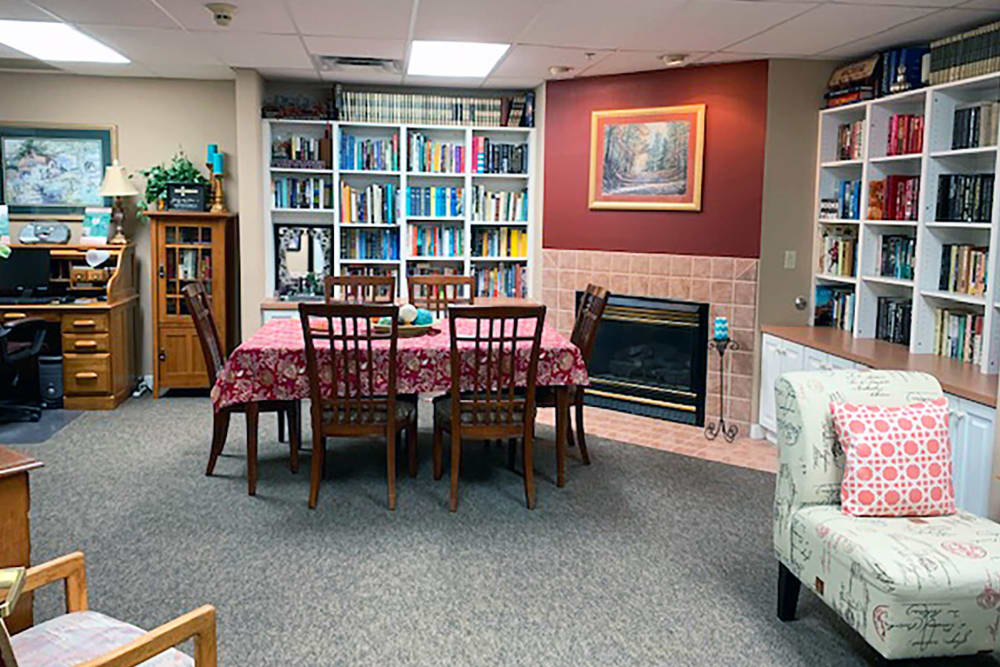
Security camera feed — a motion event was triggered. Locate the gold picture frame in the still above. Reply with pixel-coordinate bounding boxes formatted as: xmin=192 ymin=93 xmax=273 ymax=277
xmin=588 ymin=104 xmax=705 ymax=211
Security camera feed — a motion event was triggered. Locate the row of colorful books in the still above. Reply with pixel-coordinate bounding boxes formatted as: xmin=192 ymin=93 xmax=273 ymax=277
xmin=407 ymin=186 xmax=464 ymax=217
xmin=339 ymin=134 xmax=399 ymax=172
xmin=410 ymin=225 xmax=463 ymax=258
xmin=885 ymin=114 xmax=923 ymax=156
xmin=933 ymin=308 xmax=983 ymax=365
xmin=339 ymin=183 xmax=398 ymax=224
xmin=819 ymin=227 xmax=856 ymax=276
xmin=815 ymin=286 xmax=855 ymax=331
xmin=876 ymin=297 xmax=911 ymax=345
xmin=333 ymin=86 xmax=535 ymax=127
xmin=952 ymin=103 xmax=999 ymax=150
xmin=929 ymin=20 xmax=1000 ymax=85
xmin=867 ymin=176 xmax=920 ymax=221
xmin=935 ymin=174 xmax=994 ymax=222
xmin=474 ymin=263 xmax=527 ymax=299
xmin=837 ymin=120 xmax=864 ymax=160
xmin=272 ymin=177 xmax=333 ymax=210
xmin=472 ymin=227 xmax=528 ymax=258
xmin=939 ymin=244 xmax=989 ymax=296
xmin=878 ymin=235 xmax=915 ymax=280
xmin=837 ymin=179 xmax=862 ymax=220
xmin=339 ymin=228 xmax=399 ymax=261
xmin=407 ymin=263 xmax=460 ymax=278
xmin=271 ymin=133 xmax=331 ymax=169
xmin=473 ymin=139 xmax=528 ymax=174
xmin=471 ymin=186 xmax=528 ymax=222
xmin=409 ymin=133 xmax=464 ymax=173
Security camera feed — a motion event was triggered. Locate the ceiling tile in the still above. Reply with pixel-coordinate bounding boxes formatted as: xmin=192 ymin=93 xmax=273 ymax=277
xmin=261 ymin=67 xmax=322 ymax=82
xmin=0 ymin=0 xmax=51 ymax=20
xmin=198 ymin=32 xmax=313 ymax=68
xmin=730 ymin=4 xmax=936 ymax=55
xmin=79 ymin=25 xmax=224 ymax=65
xmin=319 ymin=70 xmax=403 ymax=84
xmin=144 ymin=63 xmax=236 ymax=79
xmin=289 ymin=0 xmax=413 ymax=39
xmin=692 ymin=52 xmax=775 ymax=64
xmin=482 ymin=75 xmax=545 ymax=89
xmin=413 ymin=0 xmax=546 ymax=42
xmin=30 ymin=0 xmax=177 ymax=27
xmin=155 ymin=0 xmax=297 ymax=33
xmin=492 ymin=45 xmax=612 ymax=80
xmin=303 ymin=36 xmax=406 ymax=60
xmin=55 ymin=62 xmax=157 ymax=77
xmin=956 ymin=0 xmax=1000 ymax=8
xmin=820 ymin=8 xmax=1000 ymax=57
xmin=579 ymin=51 xmax=711 ymax=77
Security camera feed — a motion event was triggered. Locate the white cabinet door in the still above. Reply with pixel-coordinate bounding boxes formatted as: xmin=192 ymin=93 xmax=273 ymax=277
xmin=827 ymin=354 xmax=856 ymax=371
xmin=759 ymin=335 xmax=783 ymax=433
xmin=957 ymin=398 xmax=995 ymax=517
xmin=803 ymin=347 xmax=828 ymax=372
xmin=947 ymin=394 xmax=969 ymax=511
xmin=262 ymin=309 xmax=297 ymax=324
xmin=780 ymin=339 xmax=805 ymax=376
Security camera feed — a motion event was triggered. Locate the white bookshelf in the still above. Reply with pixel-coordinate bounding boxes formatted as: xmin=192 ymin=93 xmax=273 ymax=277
xmin=262 ymin=119 xmax=536 ymax=302
xmin=810 ymin=71 xmax=1000 ymax=374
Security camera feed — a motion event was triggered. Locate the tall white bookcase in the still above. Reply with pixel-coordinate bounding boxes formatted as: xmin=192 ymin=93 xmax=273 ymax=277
xmin=262 ymin=118 xmax=537 ymax=302
xmin=810 ymin=71 xmax=1000 ymax=374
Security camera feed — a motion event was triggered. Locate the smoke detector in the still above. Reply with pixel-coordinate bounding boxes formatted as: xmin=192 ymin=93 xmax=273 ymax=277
xmin=315 ymin=55 xmax=402 ymax=74
xmin=205 ymin=3 xmax=237 ymax=27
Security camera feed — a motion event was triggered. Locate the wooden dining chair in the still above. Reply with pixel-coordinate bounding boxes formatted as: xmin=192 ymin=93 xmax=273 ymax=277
xmin=183 ymin=282 xmax=300 ymax=496
xmin=432 ymin=304 xmax=545 ymax=511
xmin=324 ymin=275 xmax=395 ymax=304
xmin=536 ymin=283 xmax=609 ymax=465
xmin=298 ymin=302 xmax=418 ymax=510
xmin=407 ymin=275 xmax=474 ymax=317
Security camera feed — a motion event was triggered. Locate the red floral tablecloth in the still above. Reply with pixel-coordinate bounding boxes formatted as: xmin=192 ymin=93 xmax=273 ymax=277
xmin=212 ymin=318 xmax=588 ymax=411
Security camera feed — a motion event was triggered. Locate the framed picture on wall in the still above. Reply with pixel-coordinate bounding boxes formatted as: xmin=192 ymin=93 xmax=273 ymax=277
xmin=588 ymin=105 xmax=705 ymax=211
xmin=0 ymin=122 xmax=116 ymax=218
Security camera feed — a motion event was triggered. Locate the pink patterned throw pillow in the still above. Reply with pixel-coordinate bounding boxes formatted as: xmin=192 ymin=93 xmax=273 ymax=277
xmin=830 ymin=398 xmax=955 ymax=517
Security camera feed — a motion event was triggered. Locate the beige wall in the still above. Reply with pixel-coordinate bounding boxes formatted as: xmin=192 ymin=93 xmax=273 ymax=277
xmin=0 ymin=72 xmax=237 ymax=378
xmin=234 ymin=69 xmax=264 ymax=340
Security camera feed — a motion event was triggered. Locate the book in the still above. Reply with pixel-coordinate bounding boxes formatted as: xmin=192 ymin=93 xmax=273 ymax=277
xmin=339 ymin=133 xmax=399 ymax=171
xmin=836 ymin=179 xmax=862 ymax=219
xmin=471 ymin=186 xmax=528 ymax=222
xmin=81 ymin=207 xmax=112 ymax=245
xmin=876 ymin=297 xmax=911 ymax=345
xmin=271 ymin=130 xmax=332 ymax=169
xmin=339 ymin=227 xmax=399 ymax=261
xmin=837 ymin=120 xmax=864 ymax=160
xmin=409 ymin=133 xmax=463 ymax=173
xmin=819 ymin=226 xmax=857 ymax=277
xmin=878 ymin=235 xmax=915 ymax=280
xmin=952 ymin=102 xmax=1000 ymax=149
xmin=340 ymin=183 xmax=397 ymax=224
xmin=472 ymin=227 xmax=528 ymax=258
xmin=272 ymin=176 xmax=334 ymax=209
xmin=932 ymin=308 xmax=983 ymax=364
xmin=410 ymin=224 xmax=463 ymax=257
xmin=935 ymin=174 xmax=994 ymax=222
xmin=473 ymin=262 xmax=526 ymax=298
xmin=938 ymin=244 xmax=989 ymax=295
xmin=814 ymin=285 xmax=855 ymax=331
xmin=929 ymin=20 xmax=1000 ymax=85
xmin=406 ymin=186 xmax=463 ymax=217
xmin=877 ymin=175 xmax=920 ymax=221
xmin=886 ymin=114 xmax=923 ymax=155
xmin=867 ymin=181 xmax=885 ymax=220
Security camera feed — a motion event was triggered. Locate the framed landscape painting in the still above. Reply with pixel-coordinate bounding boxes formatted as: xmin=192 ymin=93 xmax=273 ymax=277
xmin=589 ymin=105 xmax=705 ymax=211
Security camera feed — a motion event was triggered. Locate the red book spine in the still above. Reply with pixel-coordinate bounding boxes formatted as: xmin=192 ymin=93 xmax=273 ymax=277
xmin=888 ymin=115 xmax=898 ymax=156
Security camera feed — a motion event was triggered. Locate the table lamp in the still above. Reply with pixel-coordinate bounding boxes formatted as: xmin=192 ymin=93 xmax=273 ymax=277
xmin=99 ymin=160 xmax=139 ymax=245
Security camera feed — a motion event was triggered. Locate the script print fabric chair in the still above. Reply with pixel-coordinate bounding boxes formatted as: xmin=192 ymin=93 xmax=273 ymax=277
xmin=183 ymin=283 xmax=300 ymax=496
xmin=407 ymin=275 xmax=474 ymax=318
xmin=774 ymin=369 xmax=1000 ymax=660
xmin=5 ymin=552 xmax=216 ymax=667
xmin=323 ymin=275 xmax=395 ymax=304
xmin=432 ymin=305 xmax=545 ymax=512
xmin=298 ymin=303 xmax=417 ymax=510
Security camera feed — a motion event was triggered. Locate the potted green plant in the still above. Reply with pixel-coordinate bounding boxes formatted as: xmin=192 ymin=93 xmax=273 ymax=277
xmin=134 ymin=150 xmax=209 ymax=217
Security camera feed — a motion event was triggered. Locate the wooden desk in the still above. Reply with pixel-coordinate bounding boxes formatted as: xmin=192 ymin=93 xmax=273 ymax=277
xmin=0 ymin=446 xmax=43 ymax=633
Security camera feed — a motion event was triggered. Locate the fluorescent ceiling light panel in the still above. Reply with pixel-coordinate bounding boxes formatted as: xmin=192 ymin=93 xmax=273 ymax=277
xmin=407 ymin=40 xmax=508 ymax=78
xmin=0 ymin=20 xmax=128 ymax=63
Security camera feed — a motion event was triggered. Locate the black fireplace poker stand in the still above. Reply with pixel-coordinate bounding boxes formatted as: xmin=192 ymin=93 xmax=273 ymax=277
xmin=705 ymin=337 xmax=740 ymax=443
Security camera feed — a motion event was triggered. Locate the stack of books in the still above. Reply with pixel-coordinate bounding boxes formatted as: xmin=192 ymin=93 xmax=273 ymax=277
xmin=475 ymin=263 xmax=527 ymax=298
xmin=952 ymin=103 xmax=1000 ymax=149
xmin=339 ymin=182 xmax=398 ymax=224
xmin=935 ymin=174 xmax=995 ymax=222
xmin=819 ymin=199 xmax=840 ymax=220
xmin=410 ymin=225 xmax=463 ymax=257
xmin=407 ymin=263 xmax=461 ymax=278
xmin=929 ymin=20 xmax=1000 ymax=85
xmin=472 ymin=186 xmax=528 ymax=222
xmin=339 ymin=134 xmax=399 ymax=171
xmin=876 ymin=297 xmax=912 ymax=345
xmin=472 ymin=227 xmax=528 ymax=258
xmin=340 ymin=228 xmax=399 ymax=261
xmin=271 ymin=133 xmax=331 ymax=169
xmin=837 ymin=179 xmax=862 ymax=219
xmin=819 ymin=226 xmax=857 ymax=277
xmin=334 ymin=86 xmax=534 ymax=127
xmin=815 ymin=285 xmax=855 ymax=331
xmin=867 ymin=176 xmax=919 ymax=220
xmin=272 ymin=177 xmax=333 ymax=209
xmin=939 ymin=244 xmax=989 ymax=295
xmin=409 ymin=133 xmax=464 ymax=173
xmin=473 ymin=139 xmax=528 ymax=174
xmin=342 ymin=264 xmax=397 ymax=281
xmin=933 ymin=308 xmax=984 ymax=364
xmin=406 ymin=186 xmax=463 ymax=217
xmin=886 ymin=114 xmax=923 ymax=155
xmin=837 ymin=120 xmax=864 ymax=160
xmin=878 ymin=235 xmax=915 ymax=279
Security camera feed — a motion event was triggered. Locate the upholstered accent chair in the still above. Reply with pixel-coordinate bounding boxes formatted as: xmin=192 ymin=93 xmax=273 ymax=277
xmin=774 ymin=369 xmax=1000 ymax=660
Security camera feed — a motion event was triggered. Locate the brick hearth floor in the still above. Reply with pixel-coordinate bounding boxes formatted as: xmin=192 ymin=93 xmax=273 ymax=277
xmin=536 ymin=405 xmax=777 ymax=474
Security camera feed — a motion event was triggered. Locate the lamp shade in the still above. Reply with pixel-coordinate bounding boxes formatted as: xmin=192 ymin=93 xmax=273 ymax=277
xmin=99 ymin=160 xmax=139 ymax=197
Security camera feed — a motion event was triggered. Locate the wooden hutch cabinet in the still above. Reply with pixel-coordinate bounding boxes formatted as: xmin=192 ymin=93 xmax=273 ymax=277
xmin=148 ymin=211 xmax=238 ymax=396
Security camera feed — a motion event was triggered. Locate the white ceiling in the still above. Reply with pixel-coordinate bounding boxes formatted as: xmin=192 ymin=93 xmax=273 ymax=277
xmin=0 ymin=0 xmax=996 ymax=85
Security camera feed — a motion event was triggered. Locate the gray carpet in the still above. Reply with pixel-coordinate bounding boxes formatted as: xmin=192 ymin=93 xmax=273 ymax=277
xmin=15 ymin=396 xmax=999 ymax=666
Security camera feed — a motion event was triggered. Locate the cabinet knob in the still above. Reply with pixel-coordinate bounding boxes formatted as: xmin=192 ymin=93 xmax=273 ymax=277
xmin=158 ymin=350 xmax=167 ymax=362
xmin=159 ymin=266 xmax=165 ymax=279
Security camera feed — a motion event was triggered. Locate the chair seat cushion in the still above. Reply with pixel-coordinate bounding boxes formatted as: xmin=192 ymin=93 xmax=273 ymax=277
xmin=323 ymin=395 xmax=416 ymax=424
xmin=434 ymin=395 xmax=534 ymax=425
xmin=11 ymin=610 xmax=193 ymax=667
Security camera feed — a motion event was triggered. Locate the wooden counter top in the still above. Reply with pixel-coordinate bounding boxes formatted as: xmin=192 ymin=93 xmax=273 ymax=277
xmin=762 ymin=325 xmax=998 ymax=407
xmin=0 ymin=446 xmax=43 ymax=479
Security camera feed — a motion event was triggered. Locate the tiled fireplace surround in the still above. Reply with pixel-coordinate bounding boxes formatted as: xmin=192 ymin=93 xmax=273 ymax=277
xmin=541 ymin=249 xmax=759 ymax=434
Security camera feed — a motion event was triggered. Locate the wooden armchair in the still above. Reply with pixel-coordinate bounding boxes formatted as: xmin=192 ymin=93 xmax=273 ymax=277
xmin=406 ymin=275 xmax=474 ymax=318
xmin=2 ymin=552 xmax=216 ymax=666
xmin=323 ymin=275 xmax=395 ymax=304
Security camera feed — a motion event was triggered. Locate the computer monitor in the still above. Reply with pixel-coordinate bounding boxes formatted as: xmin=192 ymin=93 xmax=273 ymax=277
xmin=0 ymin=248 xmax=51 ymax=296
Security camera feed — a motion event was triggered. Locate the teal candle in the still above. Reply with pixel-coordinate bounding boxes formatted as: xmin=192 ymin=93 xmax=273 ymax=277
xmin=212 ymin=152 xmax=224 ymax=175
xmin=207 ymin=143 xmax=218 ymax=162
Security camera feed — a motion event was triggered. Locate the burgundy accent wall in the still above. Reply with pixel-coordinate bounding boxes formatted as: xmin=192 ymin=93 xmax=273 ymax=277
xmin=543 ymin=60 xmax=768 ymax=258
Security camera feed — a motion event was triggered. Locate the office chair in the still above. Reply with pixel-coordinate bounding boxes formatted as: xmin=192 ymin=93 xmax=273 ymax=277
xmin=0 ymin=318 xmax=47 ymax=423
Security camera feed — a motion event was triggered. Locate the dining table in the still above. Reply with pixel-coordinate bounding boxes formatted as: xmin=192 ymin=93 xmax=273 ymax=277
xmin=211 ymin=316 xmax=590 ymax=487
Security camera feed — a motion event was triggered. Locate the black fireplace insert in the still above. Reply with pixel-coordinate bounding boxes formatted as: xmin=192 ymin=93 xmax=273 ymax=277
xmin=579 ymin=292 xmax=708 ymax=425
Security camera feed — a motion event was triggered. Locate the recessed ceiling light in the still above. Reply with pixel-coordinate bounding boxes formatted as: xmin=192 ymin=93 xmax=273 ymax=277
xmin=0 ymin=20 xmax=128 ymax=63
xmin=661 ymin=54 xmax=688 ymax=67
xmin=407 ymin=40 xmax=509 ymax=78
xmin=548 ymin=65 xmax=573 ymax=76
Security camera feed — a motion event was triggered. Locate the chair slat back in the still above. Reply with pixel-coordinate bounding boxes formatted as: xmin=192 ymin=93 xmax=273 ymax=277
xmin=324 ymin=275 xmax=395 ymax=304
xmin=183 ymin=282 xmax=225 ymax=386
xmin=298 ymin=303 xmax=399 ymax=431
xmin=571 ymin=284 xmax=609 ymax=363
xmin=447 ymin=305 xmax=545 ymax=429
xmin=408 ymin=275 xmax=474 ymax=317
